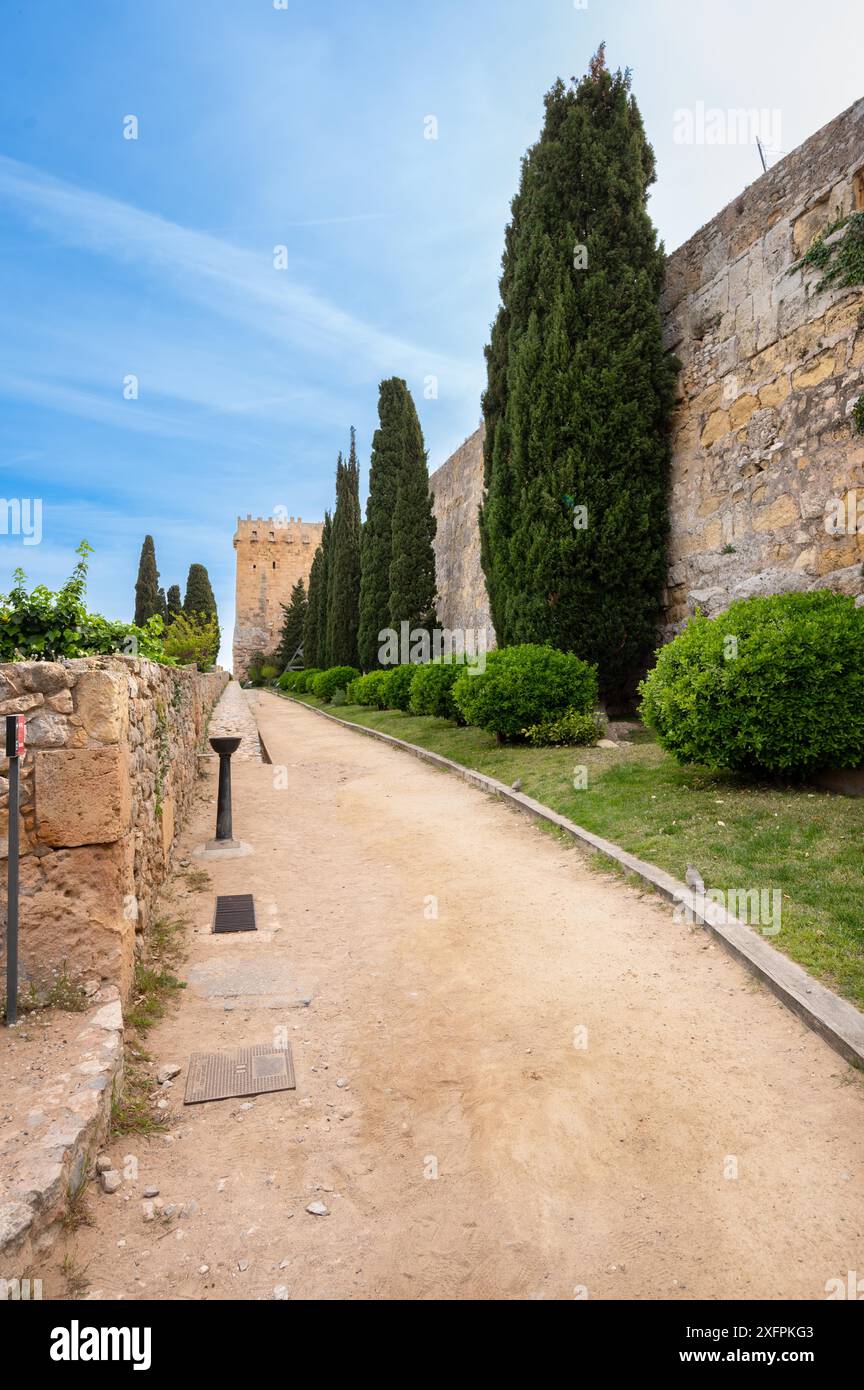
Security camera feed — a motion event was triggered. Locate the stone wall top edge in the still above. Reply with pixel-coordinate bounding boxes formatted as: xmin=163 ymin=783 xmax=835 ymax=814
xmin=429 ymin=424 xmax=485 ymax=488
xmin=663 ymin=96 xmax=864 ymax=275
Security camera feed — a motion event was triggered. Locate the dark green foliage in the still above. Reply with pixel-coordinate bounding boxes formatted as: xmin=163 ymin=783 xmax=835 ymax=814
xmin=792 ymin=211 xmax=864 ymax=292
xmin=479 ymin=46 xmax=677 ymax=705
xmin=383 ymin=663 xmax=418 ymax=711
xmin=316 ymin=512 xmax=333 ymax=670
xmin=349 ymin=670 xmax=392 ymax=707
xmin=359 ymin=380 xmax=403 ymax=670
xmin=134 ymin=536 xmax=160 ymax=626
xmin=388 ymin=394 xmax=437 ymax=634
xmin=853 ymin=396 xmax=864 ymax=435
xmin=184 ymin=563 xmax=219 ymax=658
xmin=452 ymin=644 xmax=598 ymax=741
xmin=166 ymin=585 xmax=182 ymax=622
xmin=639 ymin=592 xmax=864 ymax=775
xmin=327 ymin=431 xmax=362 ymax=667
xmin=277 ymin=670 xmax=301 ymax=691
xmin=359 ymin=379 xmax=436 ymax=669
xmin=276 ymin=578 xmax=308 ymax=669
xmin=523 ymin=708 xmax=604 ymax=747
xmin=312 ymin=666 xmax=360 ymax=703
xmin=303 ymin=545 xmax=324 ymax=669
xmin=408 ymin=659 xmax=466 ymax=722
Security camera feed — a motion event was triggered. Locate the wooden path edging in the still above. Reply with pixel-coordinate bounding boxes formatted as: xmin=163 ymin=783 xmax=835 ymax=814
xmin=280 ymin=694 xmax=864 ymax=1069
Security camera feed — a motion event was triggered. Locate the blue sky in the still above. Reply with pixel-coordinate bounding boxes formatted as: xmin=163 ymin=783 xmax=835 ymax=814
xmin=1 ymin=0 xmax=861 ymax=666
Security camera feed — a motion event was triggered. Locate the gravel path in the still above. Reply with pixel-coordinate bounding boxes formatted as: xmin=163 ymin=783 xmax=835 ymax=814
xmin=46 ymin=692 xmax=864 ymax=1301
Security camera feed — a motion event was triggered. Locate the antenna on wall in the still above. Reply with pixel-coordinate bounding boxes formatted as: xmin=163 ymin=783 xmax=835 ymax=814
xmin=756 ymin=137 xmax=768 ymax=173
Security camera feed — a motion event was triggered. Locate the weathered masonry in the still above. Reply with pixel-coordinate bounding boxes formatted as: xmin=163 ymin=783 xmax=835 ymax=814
xmin=0 ymin=656 xmax=227 ymax=1000
xmin=233 ymin=515 xmax=324 ymax=679
xmin=429 ymin=97 xmax=864 ymax=642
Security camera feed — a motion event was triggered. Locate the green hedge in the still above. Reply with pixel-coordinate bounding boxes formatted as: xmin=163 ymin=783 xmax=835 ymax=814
xmin=292 ymin=668 xmax=321 ymax=694
xmin=523 ymin=709 xmax=604 ymax=747
xmin=452 ymin=644 xmax=598 ymax=741
xmin=349 ymin=670 xmax=392 ymax=707
xmin=408 ymin=659 xmax=466 ymax=722
xmin=639 ymin=591 xmax=864 ymax=773
xmin=312 ymin=666 xmax=360 ymax=703
xmin=384 ymin=664 xmax=418 ymax=711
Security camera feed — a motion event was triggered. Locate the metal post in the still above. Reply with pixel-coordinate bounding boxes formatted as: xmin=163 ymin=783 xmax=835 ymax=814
xmin=216 ymin=749 xmax=233 ymax=842
xmin=208 ymin=736 xmax=241 ymax=846
xmin=5 ymin=715 xmax=24 ymax=1027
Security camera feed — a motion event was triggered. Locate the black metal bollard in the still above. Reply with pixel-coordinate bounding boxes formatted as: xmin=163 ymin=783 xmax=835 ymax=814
xmin=209 ymin=736 xmax=241 ymax=843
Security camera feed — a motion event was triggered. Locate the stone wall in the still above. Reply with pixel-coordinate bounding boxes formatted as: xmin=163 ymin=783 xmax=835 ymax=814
xmin=661 ymin=95 xmax=864 ymax=633
xmin=0 ymin=657 xmax=227 ymax=1001
xmin=428 ymin=96 xmax=864 ymax=643
xmin=429 ymin=426 xmax=495 ymax=648
xmin=233 ymin=515 xmax=323 ymax=679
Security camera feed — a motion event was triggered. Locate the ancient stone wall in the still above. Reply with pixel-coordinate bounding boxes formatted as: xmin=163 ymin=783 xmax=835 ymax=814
xmin=233 ymin=515 xmax=323 ymax=678
xmin=661 ymin=96 xmax=864 ymax=633
xmin=429 ymin=426 xmax=495 ymax=648
xmin=0 ymin=657 xmax=228 ymax=1001
xmin=428 ymin=97 xmax=864 ymax=643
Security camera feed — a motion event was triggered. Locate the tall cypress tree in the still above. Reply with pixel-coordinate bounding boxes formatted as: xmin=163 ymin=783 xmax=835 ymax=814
xmin=327 ymin=429 xmax=362 ymax=667
xmin=388 ymin=398 xmax=437 ymax=633
xmin=276 ymin=578 xmax=308 ymax=668
xmin=134 ymin=535 xmax=160 ymax=626
xmin=358 ymin=379 xmax=406 ymax=670
xmin=166 ymin=584 xmax=182 ymax=623
xmin=184 ymin=563 xmax=220 ymax=659
xmin=479 ymin=46 xmax=677 ymax=704
xmin=303 ymin=543 xmax=324 ymax=669
xmin=316 ymin=511 xmax=333 ymax=669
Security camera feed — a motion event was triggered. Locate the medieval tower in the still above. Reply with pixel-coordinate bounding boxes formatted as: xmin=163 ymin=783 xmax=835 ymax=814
xmin=233 ymin=515 xmax=324 ymax=678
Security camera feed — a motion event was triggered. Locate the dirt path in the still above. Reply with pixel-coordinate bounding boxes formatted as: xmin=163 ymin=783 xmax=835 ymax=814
xmin=46 ymin=692 xmax=864 ymax=1301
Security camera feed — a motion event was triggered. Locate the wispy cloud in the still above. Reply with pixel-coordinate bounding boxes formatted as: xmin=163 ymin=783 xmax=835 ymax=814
xmin=0 ymin=155 xmax=476 ymax=389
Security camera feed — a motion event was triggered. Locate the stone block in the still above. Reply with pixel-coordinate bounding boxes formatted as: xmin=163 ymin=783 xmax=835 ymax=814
xmin=73 ymin=671 xmax=128 ymax=744
xmin=35 ymin=747 xmax=131 ymax=847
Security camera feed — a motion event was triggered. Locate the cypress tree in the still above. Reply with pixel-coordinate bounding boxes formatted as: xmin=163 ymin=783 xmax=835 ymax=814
xmin=316 ymin=511 xmax=333 ymax=669
xmin=276 ymin=578 xmax=308 ymax=668
xmin=303 ymin=543 xmax=324 ymax=669
xmin=166 ymin=584 xmax=182 ymax=623
xmin=358 ymin=379 xmax=406 ymax=670
xmin=479 ymin=45 xmax=678 ymax=705
xmin=388 ymin=395 xmax=437 ymax=633
xmin=327 ymin=429 xmax=362 ymax=667
xmin=134 ymin=535 xmax=160 ymax=626
xmin=184 ymin=563 xmax=220 ymax=660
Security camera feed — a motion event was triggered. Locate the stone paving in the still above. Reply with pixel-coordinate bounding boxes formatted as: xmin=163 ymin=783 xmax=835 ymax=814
xmin=206 ymin=681 xmax=262 ymax=763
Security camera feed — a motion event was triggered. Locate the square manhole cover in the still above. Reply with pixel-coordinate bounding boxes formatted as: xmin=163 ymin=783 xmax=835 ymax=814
xmin=213 ymin=893 xmax=256 ymax=934
xmin=184 ymin=1043 xmax=296 ymax=1104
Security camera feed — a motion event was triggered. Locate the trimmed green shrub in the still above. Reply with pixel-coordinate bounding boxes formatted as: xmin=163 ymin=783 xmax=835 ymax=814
xmin=384 ymin=663 xmax=418 ymax=711
xmin=313 ymin=666 xmax=360 ymax=703
xmin=638 ymin=591 xmax=864 ymax=774
xmin=330 ymin=687 xmax=348 ymax=707
xmin=293 ymin=668 xmax=321 ymax=694
xmin=408 ymin=659 xmax=466 ymax=722
xmin=523 ymin=708 xmax=605 ymax=747
xmin=453 ymin=644 xmax=599 ymax=741
xmin=350 ymin=670 xmax=392 ymax=708
xmin=277 ymin=670 xmax=301 ymax=691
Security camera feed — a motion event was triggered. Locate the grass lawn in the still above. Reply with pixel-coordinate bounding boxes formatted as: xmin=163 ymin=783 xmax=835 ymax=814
xmin=287 ymin=693 xmax=864 ymax=1009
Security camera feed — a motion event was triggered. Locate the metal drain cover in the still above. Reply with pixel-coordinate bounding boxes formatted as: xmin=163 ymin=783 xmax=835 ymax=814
xmin=184 ymin=1043 xmax=296 ymax=1104
xmin=213 ymin=893 xmax=256 ymax=933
